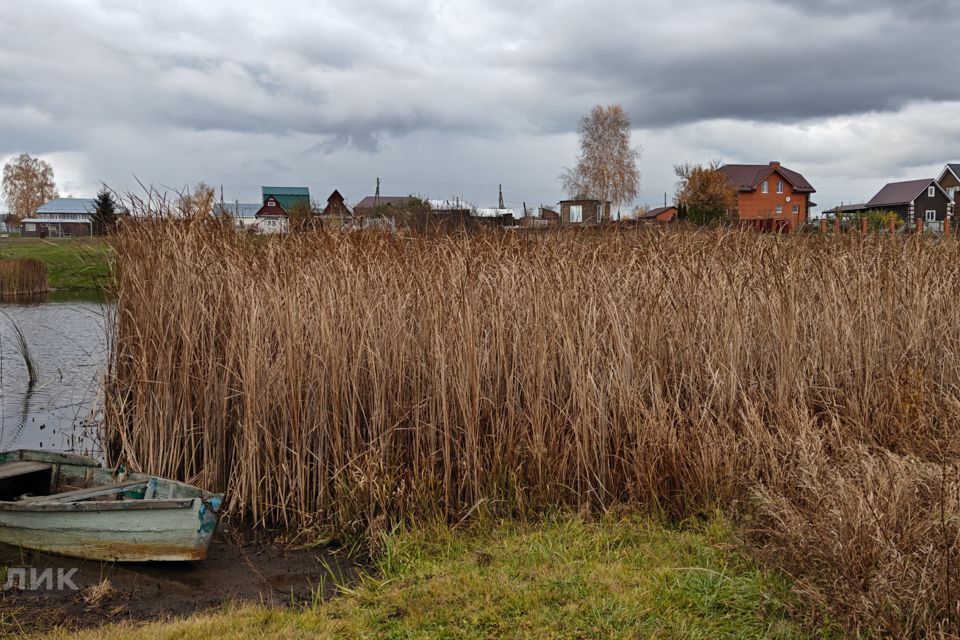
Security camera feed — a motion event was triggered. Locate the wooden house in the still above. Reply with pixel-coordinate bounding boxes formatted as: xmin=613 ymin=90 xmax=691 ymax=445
xmin=21 ymin=198 xmax=95 ymax=238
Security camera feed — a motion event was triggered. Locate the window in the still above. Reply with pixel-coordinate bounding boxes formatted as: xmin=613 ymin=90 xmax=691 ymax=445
xmin=267 ymin=200 xmax=276 ymax=207
xmin=25 ymin=223 xmax=35 ymax=232
xmin=761 ymin=181 xmax=769 ymax=194
xmin=775 ymin=205 xmax=783 ymax=215
xmin=569 ymin=204 xmax=583 ymax=223
xmin=928 ymin=186 xmax=936 ymax=198
xmin=776 ymin=180 xmax=784 ymax=194
xmin=793 ymin=205 xmax=800 ymax=215
xmin=926 ymin=210 xmax=937 ymax=222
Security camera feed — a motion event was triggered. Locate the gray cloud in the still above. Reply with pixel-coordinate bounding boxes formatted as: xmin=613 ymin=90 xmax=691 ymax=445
xmin=0 ymin=0 xmax=958 ymax=213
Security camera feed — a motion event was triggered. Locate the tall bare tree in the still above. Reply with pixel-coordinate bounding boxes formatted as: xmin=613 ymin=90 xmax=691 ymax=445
xmin=673 ymin=161 xmax=738 ymax=225
xmin=2 ymin=153 xmax=57 ymax=224
xmin=562 ymin=104 xmax=641 ymax=219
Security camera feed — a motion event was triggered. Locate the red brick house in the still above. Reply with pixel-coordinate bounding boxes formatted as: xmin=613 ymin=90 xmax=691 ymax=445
xmin=718 ymin=162 xmax=816 ymax=231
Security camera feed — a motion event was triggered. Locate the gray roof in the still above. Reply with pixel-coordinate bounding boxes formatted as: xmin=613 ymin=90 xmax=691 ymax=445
xmin=867 ymin=179 xmax=938 ymax=207
xmin=215 ymin=202 xmax=261 ymax=219
xmin=947 ymin=164 xmax=960 ymax=179
xmin=35 ymin=198 xmax=95 ymax=215
xmin=354 ymin=196 xmax=417 ymax=209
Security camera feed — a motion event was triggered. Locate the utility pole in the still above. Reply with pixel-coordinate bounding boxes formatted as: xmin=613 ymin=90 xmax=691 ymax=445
xmin=498 ymin=184 xmax=505 ymax=209
xmin=375 ymin=177 xmax=380 ymax=207
xmin=523 ymin=201 xmax=528 ymax=217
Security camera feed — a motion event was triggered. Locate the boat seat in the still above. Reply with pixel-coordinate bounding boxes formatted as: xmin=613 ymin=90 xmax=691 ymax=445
xmin=21 ymin=480 xmax=148 ymax=503
xmin=0 ymin=461 xmax=51 ymax=480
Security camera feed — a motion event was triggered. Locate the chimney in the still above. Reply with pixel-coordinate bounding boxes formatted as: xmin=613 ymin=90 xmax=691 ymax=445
xmin=769 ymin=161 xmax=781 ymax=168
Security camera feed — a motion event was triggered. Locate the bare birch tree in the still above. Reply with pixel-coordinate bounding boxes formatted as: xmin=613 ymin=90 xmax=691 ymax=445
xmin=562 ymin=104 xmax=641 ymax=218
xmin=2 ymin=153 xmax=57 ymax=223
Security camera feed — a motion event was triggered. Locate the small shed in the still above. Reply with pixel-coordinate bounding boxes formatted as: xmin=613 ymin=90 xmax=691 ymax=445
xmin=558 ymin=199 xmax=612 ymax=225
xmin=637 ymin=206 xmax=677 ymax=223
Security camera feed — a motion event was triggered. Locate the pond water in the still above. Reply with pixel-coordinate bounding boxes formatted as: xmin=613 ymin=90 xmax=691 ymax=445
xmin=0 ymin=291 xmax=109 ymax=456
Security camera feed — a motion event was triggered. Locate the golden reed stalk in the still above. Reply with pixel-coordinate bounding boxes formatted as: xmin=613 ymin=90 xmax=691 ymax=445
xmin=104 ymin=219 xmax=960 ymax=636
xmin=0 ymin=258 xmax=48 ymax=298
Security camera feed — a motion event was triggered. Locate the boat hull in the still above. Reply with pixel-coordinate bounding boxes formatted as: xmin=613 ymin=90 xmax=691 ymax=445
xmin=0 ymin=497 xmax=220 ymax=561
xmin=0 ymin=450 xmax=222 ymax=562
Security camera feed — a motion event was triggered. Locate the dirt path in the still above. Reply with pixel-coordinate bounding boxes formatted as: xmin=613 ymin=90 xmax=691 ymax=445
xmin=0 ymin=532 xmax=361 ymax=635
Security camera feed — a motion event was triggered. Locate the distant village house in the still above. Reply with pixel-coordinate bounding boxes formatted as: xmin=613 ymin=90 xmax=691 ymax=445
xmin=717 ymin=162 xmax=816 ymax=232
xmin=21 ymin=198 xmax=95 ymax=238
xmin=559 ymin=199 xmax=612 ymax=225
xmin=636 ymin=206 xmax=677 ymax=223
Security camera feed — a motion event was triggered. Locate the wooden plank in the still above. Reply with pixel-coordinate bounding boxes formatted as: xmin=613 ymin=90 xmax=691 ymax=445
xmin=0 ymin=461 xmax=50 ymax=480
xmin=21 ymin=480 xmax=147 ymax=503
xmin=7 ymin=450 xmax=100 ymax=467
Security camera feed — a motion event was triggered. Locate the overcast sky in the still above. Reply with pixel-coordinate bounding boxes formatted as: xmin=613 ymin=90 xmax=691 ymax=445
xmin=2 ymin=0 xmax=959 ymax=214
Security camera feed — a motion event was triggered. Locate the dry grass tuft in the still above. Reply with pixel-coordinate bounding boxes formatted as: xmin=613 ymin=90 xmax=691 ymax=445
xmin=103 ymin=219 xmax=960 ymax=636
xmin=0 ymin=257 xmax=48 ymax=297
xmin=79 ymin=578 xmax=113 ymax=608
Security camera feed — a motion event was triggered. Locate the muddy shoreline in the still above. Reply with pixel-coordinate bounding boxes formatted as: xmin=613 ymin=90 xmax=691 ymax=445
xmin=0 ymin=529 xmax=362 ymax=635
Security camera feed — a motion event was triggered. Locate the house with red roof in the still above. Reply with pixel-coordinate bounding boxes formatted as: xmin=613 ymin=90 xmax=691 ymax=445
xmin=717 ymin=162 xmax=816 ymax=232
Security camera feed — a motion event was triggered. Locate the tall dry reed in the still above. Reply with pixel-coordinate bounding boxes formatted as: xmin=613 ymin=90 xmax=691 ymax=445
xmin=0 ymin=258 xmax=48 ymax=298
xmin=104 ymin=220 xmax=960 ymax=636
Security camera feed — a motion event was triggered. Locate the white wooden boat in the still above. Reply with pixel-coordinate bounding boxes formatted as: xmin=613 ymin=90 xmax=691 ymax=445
xmin=0 ymin=449 xmax=223 ymax=562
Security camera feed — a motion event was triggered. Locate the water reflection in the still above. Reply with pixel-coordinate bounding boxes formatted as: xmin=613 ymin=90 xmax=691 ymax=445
xmin=0 ymin=290 xmax=108 ymax=456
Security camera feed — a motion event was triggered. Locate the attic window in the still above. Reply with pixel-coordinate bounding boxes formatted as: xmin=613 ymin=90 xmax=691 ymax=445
xmin=928 ymin=186 xmax=936 ymax=198
xmin=761 ymin=181 xmax=769 ymax=194
xmin=776 ymin=180 xmax=784 ymax=194
xmin=268 ymin=201 xmax=276 ymax=207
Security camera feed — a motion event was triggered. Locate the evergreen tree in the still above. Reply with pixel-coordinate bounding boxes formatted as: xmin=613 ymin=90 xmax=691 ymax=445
xmin=91 ymin=187 xmax=117 ymax=235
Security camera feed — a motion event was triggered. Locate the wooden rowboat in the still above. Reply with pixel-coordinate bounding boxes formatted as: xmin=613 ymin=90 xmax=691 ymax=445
xmin=0 ymin=449 xmax=223 ymax=562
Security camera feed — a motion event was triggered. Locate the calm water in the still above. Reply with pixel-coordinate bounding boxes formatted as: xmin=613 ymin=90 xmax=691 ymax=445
xmin=0 ymin=292 xmax=109 ymax=456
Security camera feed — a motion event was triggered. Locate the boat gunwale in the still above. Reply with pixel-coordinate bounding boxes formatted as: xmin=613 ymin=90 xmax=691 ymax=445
xmin=0 ymin=497 xmax=203 ymax=512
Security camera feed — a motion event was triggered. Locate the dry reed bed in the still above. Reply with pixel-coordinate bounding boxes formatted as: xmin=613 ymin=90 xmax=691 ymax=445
xmin=105 ymin=222 xmax=960 ymax=636
xmin=0 ymin=258 xmax=48 ymax=297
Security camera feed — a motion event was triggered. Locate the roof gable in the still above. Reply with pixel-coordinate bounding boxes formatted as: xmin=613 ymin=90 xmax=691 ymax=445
xmin=938 ymin=164 xmax=960 ymax=185
xmin=256 ymin=196 xmax=287 ymax=217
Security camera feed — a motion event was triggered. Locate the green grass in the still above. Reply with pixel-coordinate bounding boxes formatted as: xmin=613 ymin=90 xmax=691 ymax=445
xmin=0 ymin=238 xmax=111 ymax=290
xmin=45 ymin=514 xmax=834 ymax=639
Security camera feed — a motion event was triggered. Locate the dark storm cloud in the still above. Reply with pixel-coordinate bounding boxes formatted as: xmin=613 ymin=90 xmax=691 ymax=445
xmin=1 ymin=0 xmax=959 ymax=213
xmin=2 ymin=0 xmax=956 ymax=146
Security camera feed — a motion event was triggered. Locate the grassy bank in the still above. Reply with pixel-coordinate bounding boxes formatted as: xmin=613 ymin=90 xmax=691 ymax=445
xmin=45 ymin=514 xmax=829 ymax=639
xmin=0 ymin=238 xmax=110 ymax=290
xmin=103 ymin=221 xmax=960 ymax=635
